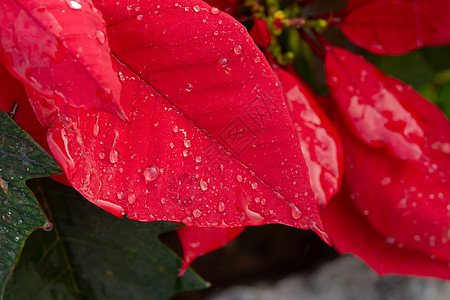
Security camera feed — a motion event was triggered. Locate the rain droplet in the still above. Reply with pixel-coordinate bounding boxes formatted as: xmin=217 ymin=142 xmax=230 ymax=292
xmin=254 ymin=56 xmax=261 ymax=63
xmin=219 ymin=58 xmax=228 ymax=67
xmin=183 ymin=149 xmax=189 ymax=157
xmin=193 ymin=208 xmax=202 ymax=218
xmin=99 ymin=152 xmax=106 ymax=160
xmin=251 ymin=182 xmax=258 ymax=189
xmin=213 ymin=30 xmax=219 ymax=36
xmin=195 ymin=156 xmax=202 ymax=163
xmin=109 ymin=149 xmax=119 ymax=164
xmin=172 ymin=125 xmax=179 ymax=132
xmin=233 ymin=45 xmax=243 ymax=55
xmin=186 ymin=83 xmax=193 ymax=92
xmin=210 ymin=7 xmax=220 ymax=14
xmin=143 ymin=165 xmax=159 ymax=182
xmin=117 ymin=191 xmax=124 ymax=200
xmin=380 ymin=177 xmax=392 ymax=186
xmin=236 ymin=175 xmax=243 ymax=182
xmin=136 ymin=14 xmax=143 ymax=21
xmin=218 ymin=201 xmax=225 ymax=212
xmin=193 ymin=5 xmax=201 ymax=12
xmin=66 ymin=0 xmax=82 ymax=10
xmin=169 ymin=142 xmax=175 ymax=148
xmin=95 ymin=29 xmax=106 ymax=44
xmin=127 ymin=193 xmax=136 ymax=204
xmin=183 ymin=139 xmax=192 ymax=148
xmin=289 ymin=203 xmax=302 ymax=220
xmin=239 ymin=27 xmax=245 ymax=34
xmin=127 ymin=4 xmax=133 ymax=11
xmin=200 ymin=179 xmax=208 ymax=191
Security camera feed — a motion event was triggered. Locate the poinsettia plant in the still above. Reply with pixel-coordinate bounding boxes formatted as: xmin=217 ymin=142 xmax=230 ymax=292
xmin=0 ymin=0 xmax=449 ymax=298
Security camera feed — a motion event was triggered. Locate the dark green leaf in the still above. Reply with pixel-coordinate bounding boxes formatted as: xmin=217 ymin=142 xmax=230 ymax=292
xmin=0 ymin=111 xmax=62 ymax=297
xmin=4 ymin=179 xmax=207 ymax=300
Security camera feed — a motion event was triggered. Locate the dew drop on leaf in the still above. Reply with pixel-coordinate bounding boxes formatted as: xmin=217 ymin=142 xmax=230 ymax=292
xmin=143 ymin=165 xmax=159 ymax=182
xmin=251 ymin=182 xmax=258 ymax=189
xmin=136 ymin=14 xmax=143 ymax=21
xmin=117 ymin=191 xmax=124 ymax=200
xmin=210 ymin=7 xmax=220 ymax=15
xmin=289 ymin=203 xmax=302 ymax=220
xmin=219 ymin=58 xmax=228 ymax=67
xmin=186 ymin=83 xmax=193 ymax=92
xmin=109 ymin=149 xmax=119 ymax=164
xmin=236 ymin=175 xmax=243 ymax=182
xmin=254 ymin=56 xmax=261 ymax=63
xmin=193 ymin=5 xmax=201 ymax=12
xmin=193 ymin=208 xmax=202 ymax=218
xmin=200 ymin=179 xmax=208 ymax=191
xmin=127 ymin=193 xmax=136 ymax=204
xmin=95 ymin=29 xmax=106 ymax=44
xmin=218 ymin=201 xmax=225 ymax=212
xmin=233 ymin=45 xmax=243 ymax=55
xmin=183 ymin=139 xmax=192 ymax=148
xmin=66 ymin=0 xmax=82 ymax=10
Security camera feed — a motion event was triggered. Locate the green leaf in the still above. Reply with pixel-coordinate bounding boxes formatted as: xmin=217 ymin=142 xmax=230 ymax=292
xmin=0 ymin=111 xmax=62 ymax=296
xmin=3 ymin=179 xmax=207 ymax=300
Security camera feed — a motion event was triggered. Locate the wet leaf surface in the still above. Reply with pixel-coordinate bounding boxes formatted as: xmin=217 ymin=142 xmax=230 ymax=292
xmin=0 ymin=112 xmax=61 ymax=296
xmin=0 ymin=0 xmax=124 ymax=118
xmin=24 ymin=0 xmax=326 ymax=238
xmin=3 ymin=179 xmax=207 ymax=300
xmin=325 ymin=45 xmax=427 ymax=163
xmin=336 ymin=0 xmax=450 ymax=54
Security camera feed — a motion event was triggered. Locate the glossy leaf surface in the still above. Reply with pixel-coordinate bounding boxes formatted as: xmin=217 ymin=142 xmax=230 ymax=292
xmin=0 ymin=112 xmax=61 ymax=296
xmin=4 ymin=179 xmax=207 ymax=300
xmin=26 ymin=0 xmax=326 ymax=238
xmin=325 ymin=45 xmax=426 ymax=163
xmin=327 ymin=94 xmax=450 ymax=269
xmin=0 ymin=0 xmax=124 ymax=118
xmin=278 ymin=67 xmax=343 ymax=206
xmin=177 ymin=226 xmax=244 ymax=276
xmin=337 ymin=0 xmax=450 ymax=55
xmin=321 ymin=182 xmax=450 ymax=280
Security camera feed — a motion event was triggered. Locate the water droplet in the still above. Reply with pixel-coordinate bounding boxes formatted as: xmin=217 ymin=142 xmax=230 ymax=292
xmin=169 ymin=142 xmax=175 ymax=148
xmin=328 ymin=73 xmax=340 ymax=88
xmin=93 ymin=122 xmax=100 ymax=137
xmin=127 ymin=193 xmax=136 ymax=204
xmin=186 ymin=83 xmax=193 ymax=92
xmin=117 ymin=191 xmax=124 ymax=200
xmin=99 ymin=152 xmax=106 ymax=160
xmin=236 ymin=175 xmax=243 ymax=182
xmin=210 ymin=7 xmax=220 ymax=14
xmin=200 ymin=179 xmax=208 ymax=191
xmin=183 ymin=149 xmax=189 ymax=157
xmin=172 ymin=125 xmax=179 ymax=132
xmin=219 ymin=58 xmax=228 ymax=67
xmin=109 ymin=149 xmax=119 ymax=164
xmin=183 ymin=139 xmax=192 ymax=148
xmin=193 ymin=208 xmax=202 ymax=218
xmin=127 ymin=4 xmax=133 ymax=11
xmin=136 ymin=14 xmax=143 ymax=21
xmin=118 ymin=71 xmax=125 ymax=82
xmin=143 ymin=165 xmax=159 ymax=182
xmin=95 ymin=29 xmax=106 ymax=44
xmin=66 ymin=0 xmax=82 ymax=10
xmin=195 ymin=156 xmax=202 ymax=163
xmin=344 ymin=83 xmax=355 ymax=94
xmin=14 ymin=236 xmax=20 ymax=242
xmin=213 ymin=30 xmax=219 ymax=36
xmin=289 ymin=203 xmax=302 ymax=220
xmin=251 ymin=182 xmax=258 ymax=189
xmin=233 ymin=45 xmax=243 ymax=55
xmin=254 ymin=56 xmax=261 ymax=63
xmin=193 ymin=5 xmax=201 ymax=12
xmin=380 ymin=177 xmax=391 ymax=186
xmin=239 ymin=28 xmax=245 ymax=34
xmin=218 ymin=201 xmax=225 ymax=212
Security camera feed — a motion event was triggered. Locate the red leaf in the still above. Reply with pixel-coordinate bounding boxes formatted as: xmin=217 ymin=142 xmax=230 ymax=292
xmin=176 ymin=63 xmax=344 ymax=274
xmin=0 ymin=0 xmax=125 ymax=119
xmin=0 ymin=62 xmax=47 ymax=151
xmin=250 ymin=16 xmax=271 ymax=49
xmin=325 ymin=45 xmax=427 ymax=163
xmin=26 ymin=0 xmax=326 ymax=238
xmin=277 ymin=67 xmax=343 ymax=206
xmin=177 ymin=226 xmax=244 ymax=276
xmin=322 ymin=88 xmax=450 ymax=275
xmin=321 ymin=182 xmax=450 ymax=280
xmin=336 ymin=0 xmax=450 ymax=54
